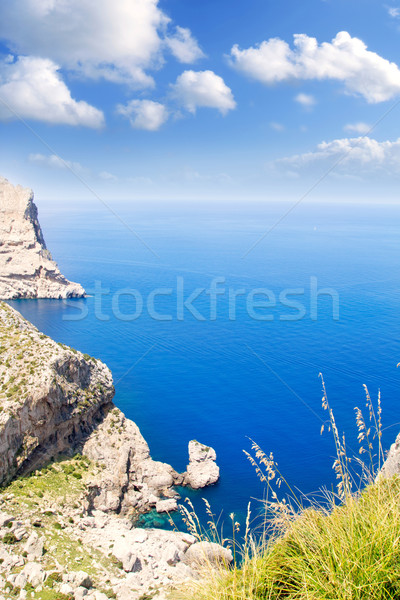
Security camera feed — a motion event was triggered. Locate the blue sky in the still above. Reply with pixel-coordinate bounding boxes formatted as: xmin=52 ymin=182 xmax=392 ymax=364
xmin=1 ymin=0 xmax=400 ymax=202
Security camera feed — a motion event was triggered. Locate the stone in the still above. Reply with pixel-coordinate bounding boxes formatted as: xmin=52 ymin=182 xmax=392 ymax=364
xmin=22 ymin=562 xmax=46 ymax=587
xmin=92 ymin=593 xmax=109 ymax=600
xmin=184 ymin=541 xmax=233 ymax=568
xmin=184 ymin=441 xmax=220 ymax=489
xmin=60 ymin=583 xmax=75 ymax=595
xmin=14 ymin=571 xmax=28 ymax=589
xmin=161 ymin=544 xmax=181 ymax=566
xmin=67 ymin=571 xmax=92 ymax=589
xmin=112 ymin=539 xmax=142 ymax=573
xmin=13 ymin=526 xmax=27 ymax=541
xmin=0 ymin=177 xmax=85 ymax=299
xmin=0 ymin=513 xmax=12 ymax=528
xmin=24 ymin=532 xmax=44 ymax=559
xmin=74 ymin=587 xmax=89 ymax=600
xmin=156 ymin=499 xmax=178 ymax=513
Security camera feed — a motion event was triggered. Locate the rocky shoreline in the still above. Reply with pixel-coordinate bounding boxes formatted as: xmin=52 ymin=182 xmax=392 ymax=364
xmin=0 ymin=302 xmax=226 ymax=600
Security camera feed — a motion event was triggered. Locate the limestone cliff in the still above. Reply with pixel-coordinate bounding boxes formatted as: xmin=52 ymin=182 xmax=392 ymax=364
xmin=0 ymin=177 xmax=85 ymax=299
xmin=0 ymin=303 xmax=228 ymax=600
xmin=0 ymin=302 xmax=182 ymax=514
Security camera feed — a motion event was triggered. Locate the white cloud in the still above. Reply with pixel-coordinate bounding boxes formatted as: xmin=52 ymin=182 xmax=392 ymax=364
xmin=229 ymin=31 xmax=400 ymax=103
xmin=28 ymin=153 xmax=86 ymax=172
xmin=165 ymin=26 xmax=205 ymax=63
xmin=117 ymin=99 xmax=169 ymax=131
xmin=344 ymin=122 xmax=371 ymax=134
xmin=170 ymin=70 xmax=236 ymax=114
xmin=0 ymin=0 xmax=202 ymax=89
xmin=388 ymin=7 xmax=400 ymax=17
xmin=295 ymin=93 xmax=316 ymax=107
xmin=269 ymin=121 xmax=285 ymax=131
xmin=0 ymin=56 xmax=104 ymax=128
xmin=270 ymin=136 xmax=400 ymax=176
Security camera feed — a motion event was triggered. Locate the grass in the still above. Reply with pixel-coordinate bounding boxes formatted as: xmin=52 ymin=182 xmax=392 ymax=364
xmin=0 ymin=456 xmax=121 ymax=599
xmin=172 ymin=378 xmax=400 ymax=600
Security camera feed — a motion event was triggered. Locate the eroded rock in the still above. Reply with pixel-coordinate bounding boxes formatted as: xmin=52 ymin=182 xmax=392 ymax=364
xmin=184 ymin=440 xmax=220 ymax=489
xmin=0 ymin=176 xmax=85 ymax=299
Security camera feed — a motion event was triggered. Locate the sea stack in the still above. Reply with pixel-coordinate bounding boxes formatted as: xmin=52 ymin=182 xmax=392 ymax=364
xmin=0 ymin=176 xmax=85 ymax=299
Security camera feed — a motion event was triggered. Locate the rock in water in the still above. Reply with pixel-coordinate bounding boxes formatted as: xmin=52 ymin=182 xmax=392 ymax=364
xmin=0 ymin=176 xmax=85 ymax=299
xmin=184 ymin=440 xmax=220 ymax=489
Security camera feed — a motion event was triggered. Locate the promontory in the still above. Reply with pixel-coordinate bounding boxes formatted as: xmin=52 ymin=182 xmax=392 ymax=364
xmin=0 ymin=177 xmax=85 ymax=299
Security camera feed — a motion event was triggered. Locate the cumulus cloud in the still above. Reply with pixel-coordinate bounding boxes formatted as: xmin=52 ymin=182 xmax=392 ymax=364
xmin=270 ymin=136 xmax=400 ymax=176
xmin=170 ymin=70 xmax=236 ymax=114
xmin=229 ymin=31 xmax=400 ymax=103
xmin=117 ymin=99 xmax=169 ymax=131
xmin=165 ymin=26 xmax=205 ymax=63
xmin=0 ymin=56 xmax=104 ymax=128
xmin=344 ymin=122 xmax=371 ymax=134
xmin=0 ymin=0 xmax=202 ymax=89
xmin=295 ymin=93 xmax=316 ymax=107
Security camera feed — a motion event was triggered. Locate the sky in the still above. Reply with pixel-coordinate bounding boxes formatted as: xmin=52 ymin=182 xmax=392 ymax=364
xmin=1 ymin=0 xmax=400 ymax=202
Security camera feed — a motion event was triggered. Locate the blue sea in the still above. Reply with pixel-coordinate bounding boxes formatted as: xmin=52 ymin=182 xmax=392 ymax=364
xmin=8 ymin=199 xmax=400 ymax=531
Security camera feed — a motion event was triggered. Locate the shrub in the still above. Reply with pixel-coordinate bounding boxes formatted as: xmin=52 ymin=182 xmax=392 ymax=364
xmin=2 ymin=532 xmax=17 ymax=544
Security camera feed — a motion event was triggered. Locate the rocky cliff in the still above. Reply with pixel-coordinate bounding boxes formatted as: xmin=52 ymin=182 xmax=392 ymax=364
xmin=0 ymin=302 xmax=227 ymax=599
xmin=0 ymin=177 xmax=85 ymax=299
xmin=0 ymin=301 xmax=185 ymax=514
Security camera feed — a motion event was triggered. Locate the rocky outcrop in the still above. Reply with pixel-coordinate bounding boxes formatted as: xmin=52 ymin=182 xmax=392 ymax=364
xmin=82 ymin=407 xmax=183 ymax=515
xmin=0 ymin=302 xmax=182 ymax=512
xmin=0 ymin=176 xmax=85 ymax=299
xmin=183 ymin=440 xmax=220 ymax=489
xmin=0 ymin=303 xmax=229 ymax=599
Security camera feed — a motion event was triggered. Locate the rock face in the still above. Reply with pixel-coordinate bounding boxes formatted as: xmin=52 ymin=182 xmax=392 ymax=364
xmin=379 ymin=432 xmax=400 ymax=478
xmin=0 ymin=303 xmax=230 ymax=600
xmin=82 ymin=407 xmax=183 ymax=515
xmin=0 ymin=176 xmax=85 ymax=299
xmin=184 ymin=440 xmax=220 ymax=489
xmin=0 ymin=302 xmax=182 ymax=513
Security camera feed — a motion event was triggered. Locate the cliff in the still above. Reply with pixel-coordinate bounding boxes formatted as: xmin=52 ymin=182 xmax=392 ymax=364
xmin=0 ymin=301 xmax=184 ymax=514
xmin=0 ymin=177 xmax=85 ymax=299
xmin=0 ymin=302 xmax=227 ymax=600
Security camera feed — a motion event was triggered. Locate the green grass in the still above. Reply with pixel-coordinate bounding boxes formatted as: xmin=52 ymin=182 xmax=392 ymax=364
xmin=175 ymin=478 xmax=400 ymax=600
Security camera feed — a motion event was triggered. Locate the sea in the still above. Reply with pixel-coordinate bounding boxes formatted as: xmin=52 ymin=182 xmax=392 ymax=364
xmin=8 ymin=198 xmax=400 ymax=533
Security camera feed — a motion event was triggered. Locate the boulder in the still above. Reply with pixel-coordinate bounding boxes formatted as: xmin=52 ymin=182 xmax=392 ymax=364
xmin=112 ymin=539 xmax=142 ymax=573
xmin=184 ymin=441 xmax=220 ymax=489
xmin=22 ymin=562 xmax=46 ymax=587
xmin=23 ymin=532 xmax=44 ymax=559
xmin=156 ymin=499 xmax=178 ymax=513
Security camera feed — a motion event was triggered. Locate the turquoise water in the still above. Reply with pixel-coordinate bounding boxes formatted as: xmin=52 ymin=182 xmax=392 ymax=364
xmin=9 ymin=199 xmax=400 ymax=530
